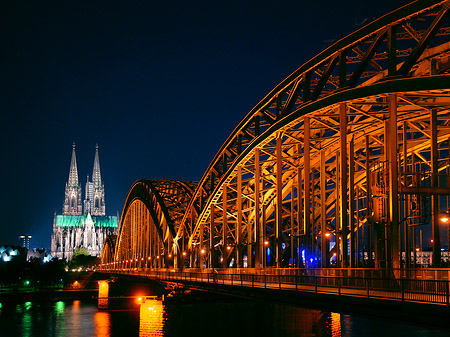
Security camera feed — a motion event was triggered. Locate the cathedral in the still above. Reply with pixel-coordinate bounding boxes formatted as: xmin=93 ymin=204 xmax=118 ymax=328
xmin=51 ymin=144 xmax=119 ymax=260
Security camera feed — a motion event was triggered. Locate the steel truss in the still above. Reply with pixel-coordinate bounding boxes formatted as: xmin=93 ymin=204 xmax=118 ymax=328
xmin=111 ymin=180 xmax=197 ymax=269
xmin=103 ymin=0 xmax=450 ymax=271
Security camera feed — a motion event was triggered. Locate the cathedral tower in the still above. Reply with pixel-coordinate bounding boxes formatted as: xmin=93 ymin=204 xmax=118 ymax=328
xmin=84 ymin=144 xmax=106 ymax=216
xmin=63 ymin=143 xmax=82 ymax=215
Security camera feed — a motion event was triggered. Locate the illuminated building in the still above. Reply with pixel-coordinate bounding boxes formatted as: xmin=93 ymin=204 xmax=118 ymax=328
xmin=51 ymin=144 xmax=118 ymax=260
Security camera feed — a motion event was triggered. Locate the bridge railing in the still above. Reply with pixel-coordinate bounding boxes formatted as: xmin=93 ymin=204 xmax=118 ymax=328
xmin=106 ymin=268 xmax=450 ymax=306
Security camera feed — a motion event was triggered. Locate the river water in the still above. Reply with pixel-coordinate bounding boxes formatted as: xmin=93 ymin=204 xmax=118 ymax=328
xmin=0 ymin=298 xmax=448 ymax=337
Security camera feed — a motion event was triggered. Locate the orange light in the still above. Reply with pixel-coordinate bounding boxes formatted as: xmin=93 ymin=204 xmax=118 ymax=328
xmin=416 ymin=248 xmax=420 ymax=252
xmin=441 ymin=217 xmax=449 ymax=223
xmin=168 ymin=254 xmax=172 ymax=258
xmin=148 ymin=257 xmax=151 ymax=259
xmin=156 ymin=256 xmax=160 ymax=259
xmin=141 ymin=258 xmax=144 ymax=261
xmin=201 ymin=249 xmax=205 ymax=254
xmin=264 ymin=241 xmax=269 ymax=245
xmin=182 ymin=252 xmax=187 ymax=256
xmin=227 ymin=246 xmax=231 ymax=250
xmin=325 ymin=233 xmax=330 ymax=237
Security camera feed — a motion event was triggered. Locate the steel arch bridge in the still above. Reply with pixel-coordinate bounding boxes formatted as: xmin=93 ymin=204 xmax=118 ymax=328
xmin=103 ymin=0 xmax=450 ymax=272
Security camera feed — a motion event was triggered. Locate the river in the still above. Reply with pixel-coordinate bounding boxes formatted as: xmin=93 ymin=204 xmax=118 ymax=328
xmin=0 ymin=298 xmax=448 ymax=336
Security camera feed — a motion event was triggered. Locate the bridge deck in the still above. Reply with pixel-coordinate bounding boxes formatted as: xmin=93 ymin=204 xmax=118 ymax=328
xmin=100 ymin=269 xmax=450 ymax=308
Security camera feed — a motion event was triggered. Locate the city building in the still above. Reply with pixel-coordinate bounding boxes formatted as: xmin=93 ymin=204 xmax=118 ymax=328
xmin=19 ymin=235 xmax=32 ymax=250
xmin=51 ymin=144 xmax=119 ymax=260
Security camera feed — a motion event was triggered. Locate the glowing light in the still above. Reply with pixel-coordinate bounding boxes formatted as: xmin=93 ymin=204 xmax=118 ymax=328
xmin=200 ymin=249 xmax=205 ymax=254
xmin=156 ymin=256 xmax=160 ymax=259
xmin=182 ymin=252 xmax=186 ymax=256
xmin=264 ymin=241 xmax=269 ymax=245
xmin=168 ymin=254 xmax=172 ymax=258
xmin=325 ymin=233 xmax=330 ymax=237
xmin=226 ymin=246 xmax=231 ymax=250
xmin=441 ymin=217 xmax=449 ymax=223
xmin=55 ymin=301 xmax=65 ymax=314
xmin=416 ymin=248 xmax=420 ymax=252
xmin=98 ymin=281 xmax=109 ymax=299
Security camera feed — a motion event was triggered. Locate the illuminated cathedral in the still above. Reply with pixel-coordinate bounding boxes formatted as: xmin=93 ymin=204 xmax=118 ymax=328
xmin=51 ymin=144 xmax=118 ymax=260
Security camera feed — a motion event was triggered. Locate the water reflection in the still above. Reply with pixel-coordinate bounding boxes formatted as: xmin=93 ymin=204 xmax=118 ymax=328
xmin=330 ymin=312 xmax=342 ymax=336
xmin=139 ymin=299 xmax=165 ymax=336
xmin=94 ymin=311 xmax=111 ymax=337
xmin=1 ymin=299 xmax=449 ymax=336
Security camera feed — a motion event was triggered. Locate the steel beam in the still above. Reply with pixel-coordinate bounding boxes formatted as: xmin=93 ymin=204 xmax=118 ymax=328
xmin=339 ymin=103 xmax=349 ymax=267
xmin=304 ymin=118 xmax=311 ymax=265
xmin=431 ymin=108 xmax=441 ymax=267
xmin=276 ymin=134 xmax=283 ymax=267
xmin=388 ymin=93 xmax=400 ymax=269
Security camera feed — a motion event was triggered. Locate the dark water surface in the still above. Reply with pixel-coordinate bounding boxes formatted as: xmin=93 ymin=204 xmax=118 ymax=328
xmin=0 ymin=299 xmax=448 ymax=337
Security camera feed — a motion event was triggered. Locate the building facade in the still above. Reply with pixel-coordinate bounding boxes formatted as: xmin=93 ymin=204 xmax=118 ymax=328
xmin=51 ymin=144 xmax=118 ymax=260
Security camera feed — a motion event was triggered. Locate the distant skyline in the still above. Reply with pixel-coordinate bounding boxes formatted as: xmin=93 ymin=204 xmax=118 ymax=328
xmin=1 ymin=0 xmax=411 ymax=250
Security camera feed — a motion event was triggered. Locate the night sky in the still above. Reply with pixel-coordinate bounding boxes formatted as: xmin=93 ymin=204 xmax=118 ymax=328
xmin=1 ymin=0 xmax=411 ymax=250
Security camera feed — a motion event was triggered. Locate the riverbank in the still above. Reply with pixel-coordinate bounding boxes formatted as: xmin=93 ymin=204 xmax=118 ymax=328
xmin=0 ymin=288 xmax=97 ymax=303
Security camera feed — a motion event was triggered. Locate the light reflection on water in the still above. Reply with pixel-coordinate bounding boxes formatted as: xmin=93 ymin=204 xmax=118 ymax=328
xmin=139 ymin=299 xmax=165 ymax=337
xmin=94 ymin=311 xmax=111 ymax=337
xmin=0 ymin=299 xmax=449 ymax=337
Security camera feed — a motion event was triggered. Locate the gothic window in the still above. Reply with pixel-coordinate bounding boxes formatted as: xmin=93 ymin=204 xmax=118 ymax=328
xmin=95 ymin=198 xmax=99 ymax=209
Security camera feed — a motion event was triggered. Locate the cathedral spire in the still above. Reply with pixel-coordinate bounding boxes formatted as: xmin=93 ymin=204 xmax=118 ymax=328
xmin=63 ymin=143 xmax=82 ymax=215
xmin=92 ymin=144 xmax=102 ymax=188
xmin=68 ymin=142 xmax=79 ymax=187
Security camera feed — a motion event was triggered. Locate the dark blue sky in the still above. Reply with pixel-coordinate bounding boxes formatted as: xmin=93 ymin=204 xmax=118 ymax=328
xmin=1 ymin=0 xmax=411 ymax=250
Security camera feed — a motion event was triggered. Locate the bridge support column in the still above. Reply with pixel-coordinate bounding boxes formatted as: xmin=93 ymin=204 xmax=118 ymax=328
xmin=431 ymin=108 xmax=441 ymax=267
xmin=223 ymin=183 xmax=228 ymax=268
xmin=349 ymin=137 xmax=355 ymax=268
xmin=276 ymin=134 xmax=283 ymax=268
xmin=210 ymin=204 xmax=215 ymax=268
xmin=320 ymin=150 xmax=328 ymax=268
xmin=255 ymin=149 xmax=262 ymax=269
xmin=403 ymin=122 xmax=411 ymax=269
xmin=237 ymin=165 xmax=243 ymax=268
xmin=388 ymin=93 xmax=400 ymax=270
xmin=297 ymin=145 xmax=303 ymax=268
xmin=304 ymin=117 xmax=311 ymax=267
xmin=339 ymin=103 xmax=349 ymax=268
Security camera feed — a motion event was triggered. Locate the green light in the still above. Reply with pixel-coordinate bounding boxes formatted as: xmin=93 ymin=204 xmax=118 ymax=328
xmin=55 ymin=301 xmax=65 ymax=314
xmin=0 ymin=303 xmax=3 ymax=310
xmin=55 ymin=215 xmax=118 ymax=227
xmin=25 ymin=280 xmax=30 ymax=285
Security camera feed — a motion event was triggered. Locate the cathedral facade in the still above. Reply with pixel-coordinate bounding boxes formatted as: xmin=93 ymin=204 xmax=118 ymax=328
xmin=51 ymin=144 xmax=118 ymax=260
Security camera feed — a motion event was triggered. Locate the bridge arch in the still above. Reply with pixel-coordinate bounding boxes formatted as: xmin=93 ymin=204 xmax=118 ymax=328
xmin=101 ymin=235 xmax=116 ymax=265
xmin=114 ymin=180 xmax=197 ymax=269
xmin=177 ymin=0 xmax=450 ymax=270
